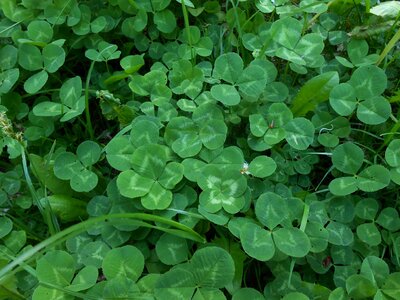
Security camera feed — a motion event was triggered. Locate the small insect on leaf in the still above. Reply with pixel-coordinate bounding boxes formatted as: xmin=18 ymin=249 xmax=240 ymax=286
xmin=322 ymin=256 xmax=332 ymax=268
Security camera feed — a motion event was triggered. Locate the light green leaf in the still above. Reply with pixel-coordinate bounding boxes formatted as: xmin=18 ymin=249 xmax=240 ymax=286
xmin=36 ymin=250 xmax=75 ymax=286
xmin=357 ymin=223 xmax=381 ymax=246
xmin=33 ymin=101 xmax=65 ymax=117
xmin=284 ymin=117 xmax=314 ymax=150
xmin=357 ymin=96 xmax=391 ymax=125
xmin=248 ymin=156 xmax=276 ymax=178
xmin=213 ymin=52 xmax=243 ymax=84
xmin=273 ymin=227 xmax=311 ymax=257
xmin=332 ymin=142 xmax=364 ymax=174
xmin=24 ymin=70 xmax=48 ymax=94
xmin=141 ymin=181 xmax=172 ymax=210
xmin=153 ymin=9 xmax=176 ymax=33
xmin=102 ymin=246 xmax=144 ymax=281
xmin=357 ymin=165 xmax=390 ymax=192
xmin=42 ymin=44 xmax=65 ymax=73
xmin=117 ymin=170 xmax=154 ymax=198
xmin=240 ymin=222 xmax=275 ymax=261
xmin=329 ymin=83 xmax=357 ymax=116
xmin=68 ymin=266 xmax=98 ymax=292
xmin=255 ymin=192 xmax=286 ymax=230
xmin=346 ymin=275 xmax=377 ymax=299
xmin=349 ymin=65 xmax=387 ymax=99
xmin=210 ymin=84 xmax=240 ymax=106
xmin=291 ymin=71 xmax=339 ymax=116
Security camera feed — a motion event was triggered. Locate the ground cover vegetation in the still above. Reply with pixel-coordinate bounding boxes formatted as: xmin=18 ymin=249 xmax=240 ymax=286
xmin=0 ymin=0 xmax=400 ymax=299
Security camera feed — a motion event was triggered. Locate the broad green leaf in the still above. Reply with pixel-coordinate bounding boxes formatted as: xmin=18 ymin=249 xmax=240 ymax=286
xmin=329 ymin=176 xmax=358 ymax=196
xmin=271 ymin=17 xmax=302 ymax=49
xmin=237 ymin=64 xmax=268 ymax=99
xmin=102 ymin=277 xmax=141 ymax=298
xmin=18 ymin=44 xmax=42 ymax=71
xmin=24 ymin=70 xmax=48 ymax=94
xmin=213 ymin=52 xmax=243 ymax=84
xmin=326 ymin=221 xmax=353 ymax=246
xmin=346 ymin=275 xmax=377 ymax=299
xmin=355 ymin=198 xmax=379 ymax=220
xmin=154 ymin=266 xmax=196 ymax=299
xmin=248 ymin=156 xmax=276 ymax=178
xmin=158 ymin=162 xmax=184 ymax=189
xmin=210 ymin=84 xmax=240 ymax=106
xmin=32 ymin=286 xmax=70 ymax=300
xmin=0 ymin=217 xmax=13 ymax=238
xmin=156 ymin=234 xmax=189 ymax=265
xmin=360 ymin=256 xmax=389 ymax=288
xmin=70 ymin=169 xmax=98 ymax=192
xmin=273 ymin=227 xmax=311 ymax=257
xmin=0 ymin=45 xmax=18 ymax=69
xmin=41 ymin=195 xmax=87 ymax=222
xmin=54 ymin=152 xmax=82 ymax=180
xmin=356 ymin=223 xmax=381 ymax=246
xmin=190 ymin=246 xmax=235 ymax=288
xmin=357 ymin=165 xmax=390 ymax=192
xmin=349 ymin=65 xmax=387 ymax=99
xmin=141 ymin=181 xmax=172 ymax=210
xmin=36 ymin=250 xmax=75 ymax=286
xmin=131 ymin=144 xmax=169 ymax=179
xmin=130 ymin=119 xmax=159 ymax=147
xmin=282 ymin=292 xmax=310 ymax=300
xmin=120 ymin=55 xmax=145 ymax=74
xmin=76 ymin=140 xmax=101 ymax=167
xmin=305 ymin=221 xmax=329 ymax=253
xmin=332 ymin=142 xmax=364 ymax=174
xmin=385 ymin=139 xmax=400 ymax=167
xmin=117 ymin=170 xmax=154 ymax=198
xmin=199 ymin=120 xmax=227 ymax=149
xmin=370 ymin=1 xmax=400 ymax=18
xmin=291 ymin=71 xmax=339 ymax=116
xmin=42 ymin=44 xmax=65 ymax=73
xmin=255 ymin=192 xmax=286 ymax=230
xmin=90 ymin=16 xmax=106 ymax=33
xmin=153 ymin=9 xmax=176 ymax=33
xmin=357 ymin=96 xmax=391 ymax=125
xmin=106 ymin=136 xmax=136 ymax=171
xmin=329 ymin=83 xmax=357 ymax=116
xmin=376 ymin=208 xmax=400 ymax=231
xmin=284 ymin=117 xmax=314 ymax=150
xmin=0 ymin=68 xmax=19 ymax=93
xmin=81 ymin=241 xmax=111 ymax=268
xmin=232 ymin=288 xmax=264 ymax=300
xmin=264 ymin=81 xmax=289 ymax=102
xmin=249 ymin=114 xmax=268 ymax=137
xmin=102 ymin=245 xmax=144 ymax=281
xmin=60 ymin=76 xmax=82 ymax=106
xmin=240 ymin=222 xmax=275 ymax=261
xmin=68 ymin=266 xmax=98 ymax=292
xmin=27 ymin=20 xmax=53 ymax=43
xmin=381 ymin=273 xmax=400 ymax=299
xmin=33 ymin=101 xmax=65 ymax=117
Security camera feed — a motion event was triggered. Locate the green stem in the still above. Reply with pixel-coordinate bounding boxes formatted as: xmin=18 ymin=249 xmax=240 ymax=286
xmin=181 ymin=0 xmax=195 ymax=64
xmin=376 ymin=28 xmax=400 ymax=67
xmin=85 ymin=61 xmax=96 ymax=140
xmin=21 ymin=145 xmax=59 ymax=236
xmin=229 ymin=0 xmax=244 ymax=56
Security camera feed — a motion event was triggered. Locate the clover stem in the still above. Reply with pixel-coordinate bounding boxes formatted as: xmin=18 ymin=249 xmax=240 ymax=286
xmin=21 ymin=145 xmax=60 ymax=236
xmin=229 ymin=0 xmax=245 ymax=57
xmin=181 ymin=0 xmax=195 ymax=64
xmin=85 ymin=60 xmax=95 ymax=140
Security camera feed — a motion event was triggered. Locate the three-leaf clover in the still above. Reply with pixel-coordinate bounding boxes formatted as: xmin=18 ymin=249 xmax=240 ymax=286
xmin=116 ymin=144 xmax=183 ymax=210
xmin=54 ymin=141 xmax=101 ymax=192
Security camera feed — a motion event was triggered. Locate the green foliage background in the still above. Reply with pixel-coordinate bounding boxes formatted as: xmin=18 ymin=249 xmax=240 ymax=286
xmin=1 ymin=0 xmax=400 ymax=299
